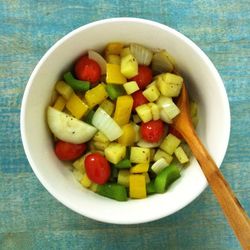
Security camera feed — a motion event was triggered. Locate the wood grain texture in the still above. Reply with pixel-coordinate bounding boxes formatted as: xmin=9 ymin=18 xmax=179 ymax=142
xmin=0 ymin=0 xmax=249 ymax=249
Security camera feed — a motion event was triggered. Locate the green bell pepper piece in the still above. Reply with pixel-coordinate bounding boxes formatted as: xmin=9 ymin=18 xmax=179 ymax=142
xmin=114 ymin=158 xmax=132 ymax=169
xmin=96 ymin=183 xmax=128 ymax=201
xmin=84 ymin=110 xmax=95 ymax=125
xmin=105 ymin=84 xmax=125 ymax=100
xmin=154 ymin=165 xmax=180 ymax=193
xmin=64 ymin=72 xmax=90 ymax=91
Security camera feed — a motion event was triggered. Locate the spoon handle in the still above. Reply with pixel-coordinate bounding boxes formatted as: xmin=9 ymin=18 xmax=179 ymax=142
xmin=183 ymin=126 xmax=250 ymax=249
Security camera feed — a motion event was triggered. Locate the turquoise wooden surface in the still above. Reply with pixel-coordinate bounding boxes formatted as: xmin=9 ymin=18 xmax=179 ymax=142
xmin=0 ymin=0 xmax=249 ymax=249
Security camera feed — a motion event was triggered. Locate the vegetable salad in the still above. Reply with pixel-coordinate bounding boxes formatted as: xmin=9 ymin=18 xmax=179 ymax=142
xmin=47 ymin=42 xmax=198 ymax=201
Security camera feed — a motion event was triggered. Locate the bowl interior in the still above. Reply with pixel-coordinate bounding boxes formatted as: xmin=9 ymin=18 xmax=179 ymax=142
xmin=21 ymin=18 xmax=230 ymax=224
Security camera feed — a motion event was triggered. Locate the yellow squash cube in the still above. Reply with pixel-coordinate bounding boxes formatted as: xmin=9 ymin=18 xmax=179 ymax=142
xmin=106 ymin=54 xmax=121 ymax=65
xmin=147 ymin=103 xmax=160 ymax=120
xmin=129 ymin=174 xmax=146 ymax=199
xmin=55 ymin=81 xmax=73 ymax=100
xmin=80 ymin=173 xmax=92 ymax=188
xmin=106 ymin=64 xmax=127 ymax=84
xmin=130 ymin=147 xmax=150 ymax=163
xmin=100 ymin=99 xmax=115 ymax=116
xmin=93 ymin=131 xmax=110 ymax=143
xmin=120 ymin=54 xmax=138 ymax=78
xmin=153 ymin=149 xmax=173 ymax=165
xmin=123 ymin=81 xmax=139 ymax=95
xmin=104 ymin=143 xmax=126 ymax=164
xmin=118 ymin=123 xmax=136 ymax=146
xmin=113 ymin=95 xmax=133 ymax=126
xmin=85 ymin=84 xmax=108 ymax=108
xmin=66 ymin=93 xmax=89 ymax=119
xmin=105 ymin=42 xmax=124 ymax=56
xmin=118 ymin=169 xmax=130 ymax=187
xmin=53 ymin=96 xmax=66 ymax=111
xmin=135 ymin=104 xmax=152 ymax=123
xmin=174 ymin=146 xmax=189 ymax=164
xmin=143 ymin=84 xmax=160 ymax=102
xmin=160 ymin=133 xmax=181 ymax=155
xmin=130 ymin=163 xmax=149 ymax=173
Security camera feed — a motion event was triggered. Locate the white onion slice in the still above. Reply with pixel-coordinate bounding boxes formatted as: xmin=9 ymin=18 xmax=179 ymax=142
xmin=151 ymin=158 xmax=169 ymax=174
xmin=88 ymin=50 xmax=106 ymax=75
xmin=92 ymin=107 xmax=123 ymax=141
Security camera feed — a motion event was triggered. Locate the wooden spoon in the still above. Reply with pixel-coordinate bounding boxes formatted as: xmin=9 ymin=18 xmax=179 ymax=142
xmin=172 ymin=82 xmax=250 ymax=249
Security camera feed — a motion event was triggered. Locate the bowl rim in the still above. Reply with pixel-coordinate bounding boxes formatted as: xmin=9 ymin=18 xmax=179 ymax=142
xmin=20 ymin=17 xmax=231 ymax=224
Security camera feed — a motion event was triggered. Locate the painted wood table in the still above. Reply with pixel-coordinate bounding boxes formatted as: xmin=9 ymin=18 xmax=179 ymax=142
xmin=0 ymin=0 xmax=249 ymax=249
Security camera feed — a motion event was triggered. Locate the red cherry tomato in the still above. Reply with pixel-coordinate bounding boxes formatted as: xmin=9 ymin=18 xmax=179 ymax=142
xmin=74 ymin=55 xmax=101 ymax=84
xmin=55 ymin=141 xmax=86 ymax=161
xmin=168 ymin=126 xmax=183 ymax=140
xmin=132 ymin=90 xmax=149 ymax=111
xmin=130 ymin=65 xmax=153 ymax=89
xmin=85 ymin=153 xmax=111 ymax=184
xmin=140 ymin=120 xmax=165 ymax=143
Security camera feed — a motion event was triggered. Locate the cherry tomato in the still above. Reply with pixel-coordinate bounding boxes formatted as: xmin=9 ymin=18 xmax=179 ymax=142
xmin=74 ymin=55 xmax=101 ymax=84
xmin=140 ymin=120 xmax=165 ymax=143
xmin=130 ymin=65 xmax=153 ymax=89
xmin=85 ymin=153 xmax=111 ymax=184
xmin=168 ymin=126 xmax=183 ymax=140
xmin=132 ymin=90 xmax=149 ymax=111
xmin=55 ymin=141 xmax=86 ymax=161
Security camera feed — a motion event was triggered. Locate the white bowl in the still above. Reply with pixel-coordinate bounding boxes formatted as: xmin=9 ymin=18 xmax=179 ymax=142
xmin=20 ymin=18 xmax=230 ymax=224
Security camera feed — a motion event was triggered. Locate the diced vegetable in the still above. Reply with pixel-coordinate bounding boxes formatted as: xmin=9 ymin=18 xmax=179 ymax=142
xmin=151 ymin=158 xmax=169 ymax=174
xmin=120 ymin=54 xmax=138 ymax=78
xmin=129 ymin=174 xmax=147 ymax=199
xmin=157 ymin=96 xmax=180 ymax=120
xmin=115 ymin=158 xmax=132 ymax=169
xmin=154 ymin=165 xmax=180 ymax=193
xmin=53 ymin=96 xmax=66 ymax=111
xmin=153 ymin=149 xmax=173 ymax=165
xmin=105 ymin=84 xmax=125 ymax=100
xmin=130 ymin=147 xmax=150 ymax=163
xmin=64 ymin=72 xmax=90 ymax=91
xmin=92 ymin=107 xmax=123 ymax=141
xmin=135 ymin=104 xmax=152 ymax=123
xmin=80 ymin=173 xmax=92 ymax=188
xmin=72 ymin=169 xmax=84 ymax=181
xmin=132 ymin=114 xmax=141 ymax=124
xmin=147 ymin=103 xmax=160 ymax=120
xmin=137 ymin=139 xmax=162 ymax=148
xmin=117 ymin=169 xmax=130 ymax=187
xmin=105 ymin=42 xmax=124 ymax=56
xmin=72 ymin=155 xmax=86 ymax=173
xmin=156 ymin=73 xmax=183 ymax=97
xmin=97 ymin=183 xmax=128 ymax=201
xmin=106 ymin=54 xmax=121 ymax=65
xmin=123 ymin=81 xmax=139 ymax=95
xmin=130 ymin=163 xmax=149 ymax=173
xmin=131 ymin=123 xmax=141 ymax=142
xmin=142 ymin=84 xmax=160 ymax=102
xmin=99 ymin=99 xmax=115 ymax=116
xmin=93 ymin=131 xmax=110 ymax=144
xmin=84 ymin=110 xmax=95 ymax=125
xmin=147 ymin=181 xmax=156 ymax=194
xmin=130 ymin=43 xmax=153 ymax=66
xmin=120 ymin=47 xmax=131 ymax=57
xmin=85 ymin=83 xmax=108 ymax=108
xmin=66 ymin=92 xmax=89 ymax=119
xmin=47 ymin=107 xmax=97 ymax=144
xmin=104 ymin=143 xmax=126 ymax=164
xmin=118 ymin=123 xmax=136 ymax=146
xmin=174 ymin=146 xmax=189 ymax=164
xmin=113 ymin=95 xmax=133 ymax=126
xmin=92 ymin=141 xmax=110 ymax=151
xmin=151 ymin=50 xmax=175 ymax=74
xmin=106 ymin=64 xmax=127 ymax=84
xmin=55 ymin=81 xmax=73 ymax=100
xmin=143 ymin=172 xmax=150 ymax=184
xmin=88 ymin=50 xmax=107 ymax=75
xmin=160 ymin=133 xmax=181 ymax=155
